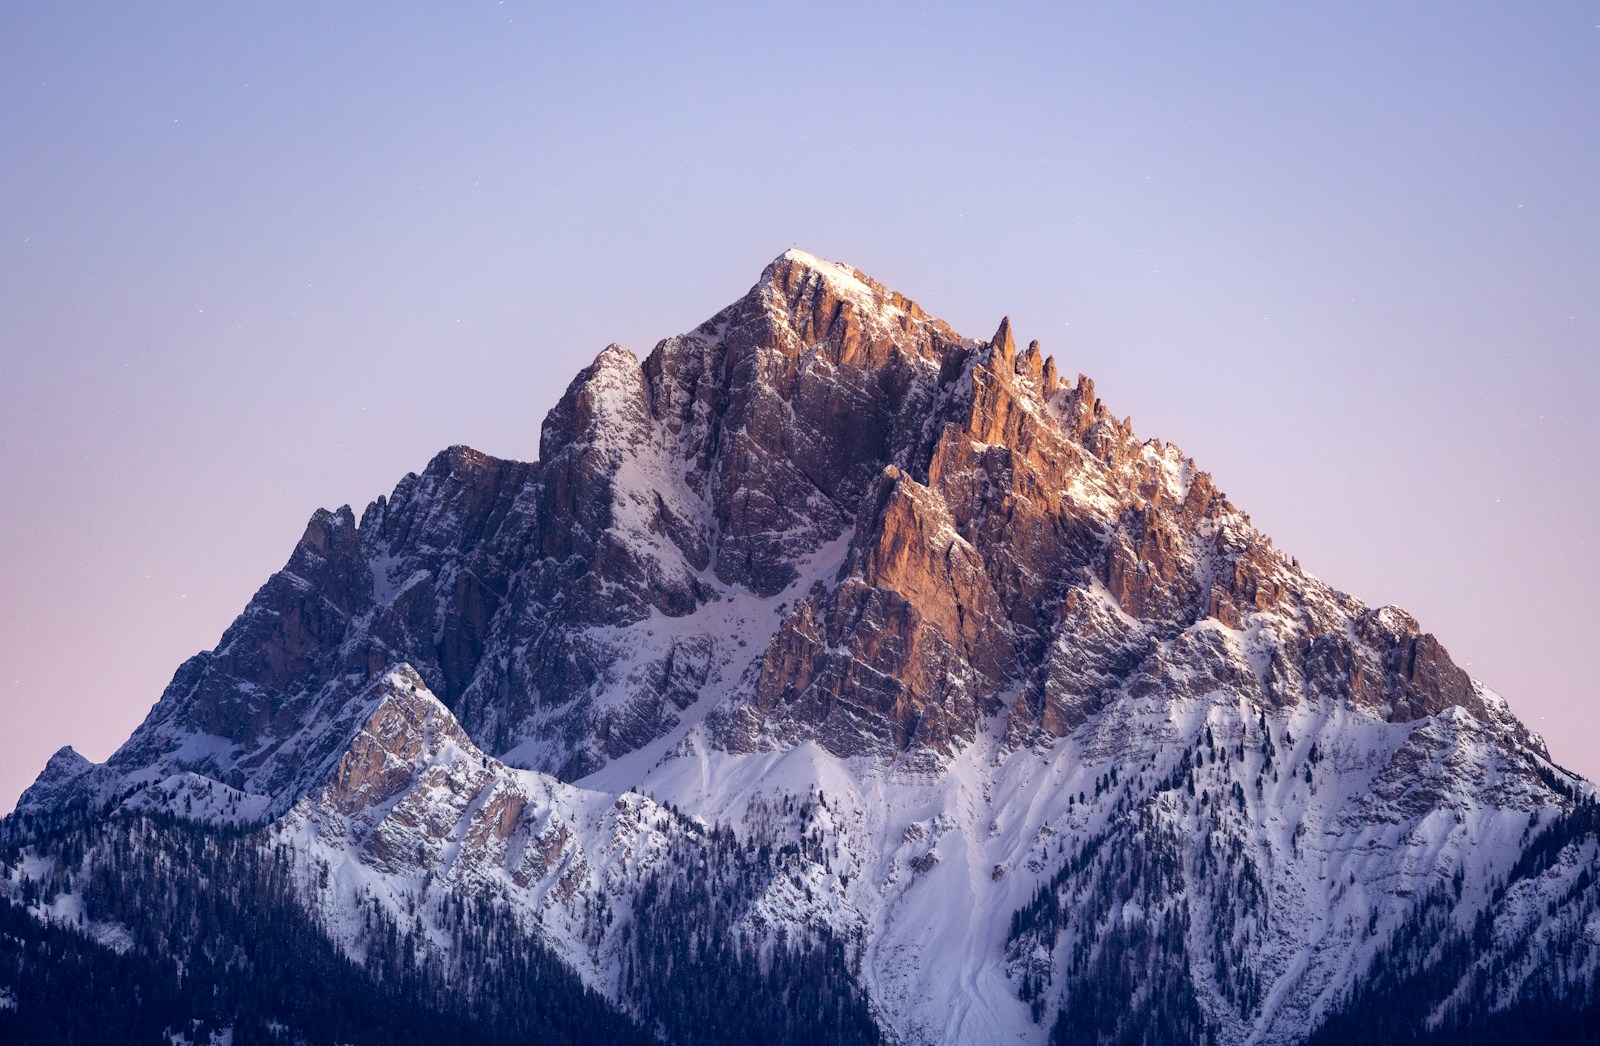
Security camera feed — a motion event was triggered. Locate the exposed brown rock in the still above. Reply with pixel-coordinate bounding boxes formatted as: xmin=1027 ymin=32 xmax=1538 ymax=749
xmin=1104 ymin=504 xmax=1197 ymax=622
xmin=24 ymin=248 xmax=1511 ymax=821
xmin=325 ymin=667 xmax=446 ymax=817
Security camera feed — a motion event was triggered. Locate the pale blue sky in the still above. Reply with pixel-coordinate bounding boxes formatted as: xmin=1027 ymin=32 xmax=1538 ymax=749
xmin=3 ymin=2 xmax=1597 ymax=811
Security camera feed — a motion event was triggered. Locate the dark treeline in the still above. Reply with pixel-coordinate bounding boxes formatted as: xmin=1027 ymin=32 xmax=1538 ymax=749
xmin=622 ymin=802 xmax=881 ymax=1046
xmin=8 ymin=782 xmax=1595 ymax=1044
xmin=1007 ymin=740 xmax=1269 ymax=1046
xmin=0 ymin=797 xmax=879 ymax=1045
xmin=1004 ymin=738 xmax=1600 ymax=1045
xmin=0 ymin=812 xmax=640 ymax=1045
xmin=1308 ymin=796 xmax=1600 ymax=1046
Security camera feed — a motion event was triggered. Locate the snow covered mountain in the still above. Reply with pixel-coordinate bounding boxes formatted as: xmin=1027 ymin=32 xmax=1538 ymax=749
xmin=5 ymin=250 xmax=1598 ymax=1045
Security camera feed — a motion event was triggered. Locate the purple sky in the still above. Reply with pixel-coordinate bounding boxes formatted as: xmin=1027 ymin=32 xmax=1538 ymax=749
xmin=3 ymin=4 xmax=1597 ymax=814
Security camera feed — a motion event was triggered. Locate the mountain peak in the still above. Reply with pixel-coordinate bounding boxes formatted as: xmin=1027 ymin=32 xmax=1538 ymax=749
xmin=12 ymin=252 xmax=1594 ymax=1046
xmin=423 ymin=443 xmax=499 ymax=478
xmin=771 ymin=247 xmax=878 ymax=293
xmin=321 ymin=665 xmax=479 ymax=818
xmin=757 ymin=248 xmax=938 ymax=334
xmin=990 ymin=314 xmax=1017 ymax=366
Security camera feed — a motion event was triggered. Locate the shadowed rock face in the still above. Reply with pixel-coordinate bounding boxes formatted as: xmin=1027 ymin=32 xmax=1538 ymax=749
xmin=19 ymin=249 xmax=1522 ymax=818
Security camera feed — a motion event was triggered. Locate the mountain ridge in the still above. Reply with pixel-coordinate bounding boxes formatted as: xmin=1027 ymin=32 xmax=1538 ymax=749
xmin=6 ymin=249 xmax=1597 ymax=1045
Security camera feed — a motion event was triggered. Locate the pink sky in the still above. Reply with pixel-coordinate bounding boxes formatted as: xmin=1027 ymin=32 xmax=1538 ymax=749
xmin=3 ymin=3 xmax=1597 ymax=812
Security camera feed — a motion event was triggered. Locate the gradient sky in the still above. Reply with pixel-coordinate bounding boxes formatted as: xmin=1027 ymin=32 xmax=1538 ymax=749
xmin=3 ymin=3 xmax=1597 ymax=813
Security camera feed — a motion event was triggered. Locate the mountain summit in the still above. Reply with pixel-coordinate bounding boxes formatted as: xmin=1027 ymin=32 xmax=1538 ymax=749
xmin=6 ymin=251 xmax=1598 ymax=1045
